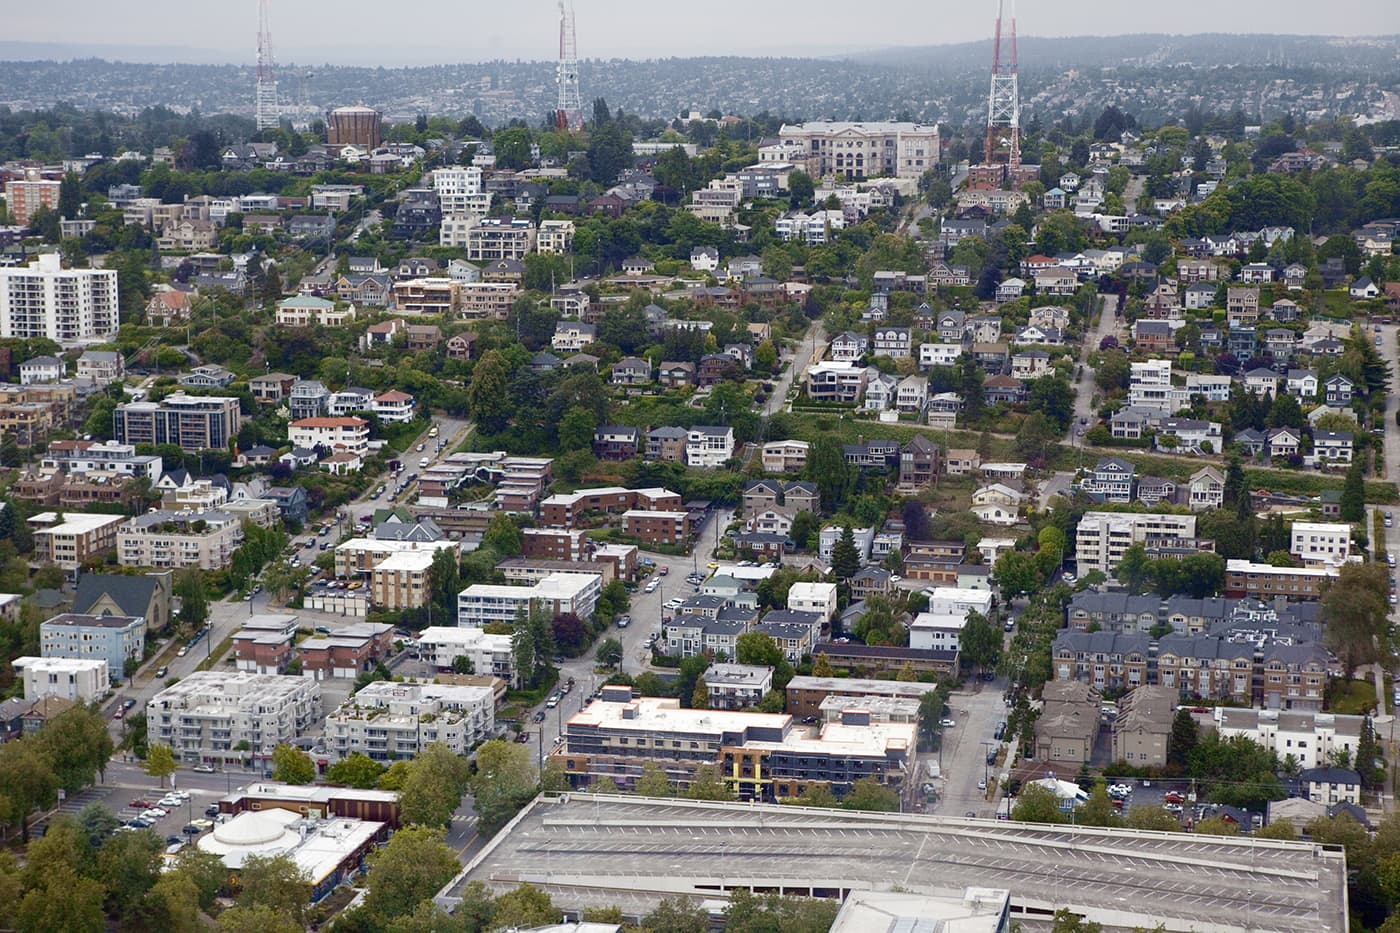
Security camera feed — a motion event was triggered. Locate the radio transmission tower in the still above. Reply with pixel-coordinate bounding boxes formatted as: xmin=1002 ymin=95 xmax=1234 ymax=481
xmin=255 ymin=0 xmax=279 ymax=130
xmin=555 ymin=3 xmax=583 ymax=132
xmin=984 ymin=0 xmax=1021 ymax=174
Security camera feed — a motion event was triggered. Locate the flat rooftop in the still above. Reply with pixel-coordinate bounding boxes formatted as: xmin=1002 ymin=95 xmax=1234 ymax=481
xmin=442 ymin=796 xmax=1348 ymax=933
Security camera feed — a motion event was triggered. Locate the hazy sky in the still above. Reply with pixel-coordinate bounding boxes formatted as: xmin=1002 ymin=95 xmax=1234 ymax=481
xmin=7 ymin=0 xmax=1398 ymax=65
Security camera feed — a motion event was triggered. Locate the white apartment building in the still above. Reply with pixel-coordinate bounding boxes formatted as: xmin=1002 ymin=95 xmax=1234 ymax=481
xmin=775 ymin=210 xmax=846 ymax=244
xmin=1127 ymin=360 xmax=1181 ymax=412
xmin=0 ymin=253 xmax=120 ymax=342
xmin=909 ymin=613 xmax=967 ymax=653
xmin=925 ymin=587 xmax=996 ymax=619
xmin=117 ymin=509 xmax=244 ymax=570
xmin=685 ymin=426 xmax=735 ymax=467
xmin=42 ymin=440 xmax=162 ymax=481
xmin=325 ymin=680 xmax=495 ymax=762
xmin=688 ymin=177 xmax=743 ymax=225
xmin=415 ymin=626 xmax=517 ymax=685
xmin=805 ymin=361 xmax=870 ymax=404
xmin=536 ymin=219 xmax=576 ymax=255
xmin=13 ymin=656 xmax=109 ymax=702
xmin=430 ymin=166 xmax=492 ymax=216
xmin=787 ymin=582 xmax=838 ymax=620
xmin=1074 ymin=511 xmax=1198 ymax=576
xmin=761 ymin=440 xmax=809 ymax=473
xmin=333 ymin=537 xmax=459 ymax=578
xmin=149 ymin=671 xmax=321 ymax=766
xmin=702 ymin=663 xmax=774 ymax=711
xmin=1290 ymin=522 xmax=1352 ymax=569
xmin=457 ymin=572 xmax=602 ymax=628
xmin=288 ymin=416 xmax=370 ymax=457
xmin=1214 ymin=707 xmax=1361 ymax=771
xmin=31 ymin=511 xmax=126 ymax=570
xmin=464 ymin=217 xmax=537 ymax=263
xmin=779 ymin=121 xmax=940 ymax=179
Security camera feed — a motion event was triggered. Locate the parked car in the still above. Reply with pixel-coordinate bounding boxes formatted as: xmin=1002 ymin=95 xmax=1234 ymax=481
xmin=129 ymin=799 xmax=152 ymax=809
xmin=122 ymin=698 xmax=136 ymax=709
xmin=939 ymin=718 xmax=956 ymax=728
xmin=155 ymin=666 xmax=168 ymax=677
xmin=533 ymin=711 xmax=546 ymax=722
xmin=192 ymin=764 xmax=215 ymax=773
xmin=205 ymin=804 xmax=221 ymax=817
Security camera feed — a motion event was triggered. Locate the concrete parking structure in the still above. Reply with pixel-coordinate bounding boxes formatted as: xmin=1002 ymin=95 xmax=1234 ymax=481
xmin=441 ymin=795 xmax=1347 ymax=932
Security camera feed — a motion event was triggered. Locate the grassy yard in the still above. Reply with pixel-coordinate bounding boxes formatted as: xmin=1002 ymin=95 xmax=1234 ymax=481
xmin=1328 ymin=678 xmax=1381 ymax=716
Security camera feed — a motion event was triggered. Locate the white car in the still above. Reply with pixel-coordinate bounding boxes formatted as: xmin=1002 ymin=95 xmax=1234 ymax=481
xmin=664 ymin=598 xmax=683 ymax=610
xmin=141 ymin=808 xmax=169 ymax=820
xmin=644 ymin=582 xmax=658 ymax=594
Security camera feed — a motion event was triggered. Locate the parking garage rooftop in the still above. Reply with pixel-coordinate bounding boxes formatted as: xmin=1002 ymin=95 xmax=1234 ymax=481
xmin=439 ymin=795 xmax=1348 ymax=933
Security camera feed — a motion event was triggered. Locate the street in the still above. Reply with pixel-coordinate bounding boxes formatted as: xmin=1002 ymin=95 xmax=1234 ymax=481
xmin=924 ymin=679 xmax=1012 ymax=818
xmin=1068 ymin=291 xmax=1121 ymax=442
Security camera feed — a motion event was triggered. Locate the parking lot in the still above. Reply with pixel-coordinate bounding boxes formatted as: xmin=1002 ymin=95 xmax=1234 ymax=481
xmin=447 ymin=795 xmax=1349 ymax=932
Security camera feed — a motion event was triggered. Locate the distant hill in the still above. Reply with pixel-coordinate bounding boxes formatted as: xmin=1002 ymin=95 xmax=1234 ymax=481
xmin=848 ymin=33 xmax=1400 ymax=74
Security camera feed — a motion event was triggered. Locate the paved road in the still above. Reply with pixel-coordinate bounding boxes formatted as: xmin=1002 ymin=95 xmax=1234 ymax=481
xmin=923 ymin=679 xmax=1011 ymax=819
xmin=1068 ymin=292 xmax=1121 ymax=443
xmin=1377 ymin=323 xmax=1400 ymax=484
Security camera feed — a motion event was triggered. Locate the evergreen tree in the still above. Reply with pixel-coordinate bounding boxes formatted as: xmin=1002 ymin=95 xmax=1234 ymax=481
xmin=830 ymin=524 xmax=862 ymax=581
xmin=1341 ymin=460 xmax=1366 ymax=522
xmin=1167 ymin=708 xmax=1199 ymax=768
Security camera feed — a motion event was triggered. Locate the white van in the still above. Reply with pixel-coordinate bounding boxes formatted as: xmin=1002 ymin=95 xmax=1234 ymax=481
xmin=418 ymin=457 xmax=429 ymax=468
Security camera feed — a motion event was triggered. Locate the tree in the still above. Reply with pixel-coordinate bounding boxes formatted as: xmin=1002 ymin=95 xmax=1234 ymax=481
xmin=1124 ymin=805 xmax=1181 ymax=832
xmin=596 ymin=637 xmax=624 ymax=668
xmin=58 ymin=171 xmax=82 ymax=220
xmin=1322 ymin=561 xmax=1390 ymax=678
xmin=95 ymin=827 xmax=163 ymax=917
xmin=399 ymin=743 xmax=472 ymax=829
xmin=36 ymin=706 xmax=113 ymax=791
xmin=216 ymin=904 xmax=304 ymax=933
xmin=75 ymin=802 xmax=121 ymax=848
xmin=468 ymin=350 xmax=513 ymax=434
xmin=804 ymin=436 xmax=854 ymax=510
xmin=168 ymin=848 xmax=232 ymax=911
xmin=993 ymin=551 xmax=1041 ymax=599
xmin=789 ymin=510 xmax=821 ymax=551
xmin=788 ymin=170 xmax=815 ymax=207
xmin=17 ymin=867 xmax=106 ymax=933
xmin=270 ymin=743 xmax=315 ymax=785
xmin=830 ymin=524 xmax=862 ymax=581
xmin=684 ymin=764 xmax=734 ymax=801
xmin=634 ymin=762 xmax=675 ymax=797
xmin=236 ymin=853 xmax=311 ymax=924
xmin=843 ymin=776 xmax=900 ymax=812
xmin=641 ymin=897 xmax=711 ymax=933
xmin=428 ymin=547 xmax=460 ymax=624
xmin=363 ymin=825 xmax=462 ymax=919
xmin=326 ymin=753 xmax=386 ymax=790
xmin=450 ymin=654 xmax=475 ymax=675
xmin=1196 ymin=815 xmax=1241 ymax=836
xmin=1341 ymin=460 xmax=1367 ymax=522
xmin=481 ymin=512 xmax=522 ymax=556
xmin=471 ymin=739 xmax=539 ymax=836
xmin=1168 ymin=708 xmax=1199 ymax=768
xmin=811 ymin=652 xmax=835 ymax=677
xmin=1075 ymin=781 xmax=1121 ymax=827
xmin=1257 ymin=819 xmax=1297 ymax=840
xmin=1050 ymin=908 xmax=1104 ymax=933
xmin=1011 ymin=783 xmax=1066 ymax=823
xmin=142 ymin=743 xmax=178 ymax=788
xmin=960 ymin=611 xmax=1002 ymax=673
xmin=174 ymin=567 xmax=208 ymax=628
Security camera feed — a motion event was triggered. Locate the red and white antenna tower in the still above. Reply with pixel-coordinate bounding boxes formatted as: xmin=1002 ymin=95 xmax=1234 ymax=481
xmin=985 ymin=0 xmax=1021 ymax=172
xmin=255 ymin=0 xmax=279 ymax=130
xmin=555 ymin=2 xmax=582 ymax=132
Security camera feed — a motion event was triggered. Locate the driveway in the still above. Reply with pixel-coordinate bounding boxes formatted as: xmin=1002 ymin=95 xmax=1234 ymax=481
xmin=924 ymin=679 xmax=1011 ymax=818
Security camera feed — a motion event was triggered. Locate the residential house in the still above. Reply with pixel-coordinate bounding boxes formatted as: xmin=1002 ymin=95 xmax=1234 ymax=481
xmin=872 ymin=327 xmax=911 ymax=359
xmin=592 ymin=426 xmax=640 ymax=462
xmin=645 ymin=427 xmax=687 ymax=463
xmin=1084 ymin=458 xmax=1135 ymax=503
xmin=1267 ymin=427 xmax=1301 ymax=460
xmin=897 ymin=436 xmax=939 ymax=490
xmin=611 ymin=357 xmax=651 ymax=386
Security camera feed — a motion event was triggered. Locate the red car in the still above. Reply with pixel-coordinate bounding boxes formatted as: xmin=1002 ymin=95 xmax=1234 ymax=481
xmin=1164 ymin=791 xmax=1185 ymax=804
xmin=112 ymin=708 xmax=125 ymax=720
xmin=129 ymin=799 xmax=151 ymax=809
xmin=658 ymin=566 xmax=669 ymax=576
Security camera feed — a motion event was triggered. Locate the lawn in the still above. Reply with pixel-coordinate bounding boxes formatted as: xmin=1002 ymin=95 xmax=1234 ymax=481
xmin=1328 ymin=677 xmax=1381 ymax=716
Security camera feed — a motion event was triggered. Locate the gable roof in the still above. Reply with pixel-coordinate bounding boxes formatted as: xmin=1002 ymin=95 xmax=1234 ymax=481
xmin=73 ymin=573 xmax=159 ymax=618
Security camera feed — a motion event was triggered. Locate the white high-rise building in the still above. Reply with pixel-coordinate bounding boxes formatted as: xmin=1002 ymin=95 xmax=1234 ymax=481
xmin=430 ymin=167 xmax=492 ymax=217
xmin=0 ymin=254 xmax=119 ymax=342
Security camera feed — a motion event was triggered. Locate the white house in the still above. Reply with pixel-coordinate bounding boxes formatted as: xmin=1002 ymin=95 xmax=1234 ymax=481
xmin=685 ymin=426 xmax=735 ymax=468
xmin=787 ymin=582 xmax=838 ymax=620
xmin=1290 ymin=521 xmax=1352 ymax=568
